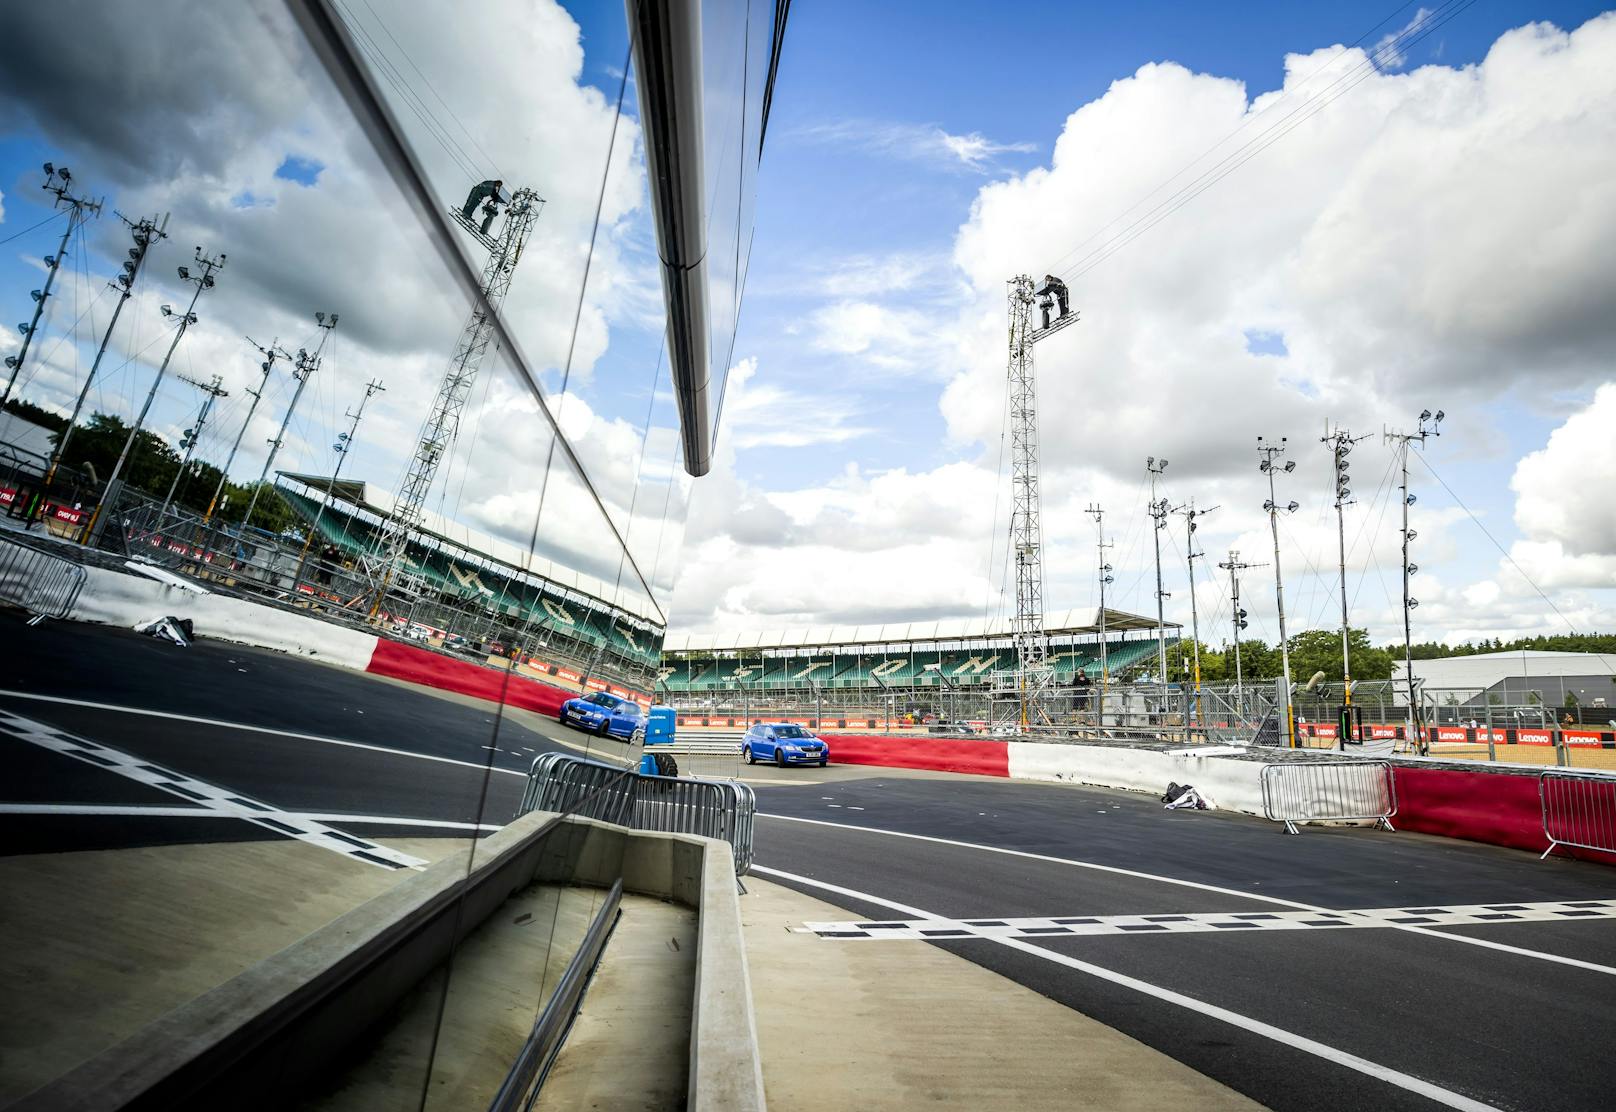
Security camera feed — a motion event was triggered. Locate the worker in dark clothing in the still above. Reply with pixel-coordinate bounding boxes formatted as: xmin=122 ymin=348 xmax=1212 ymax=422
xmin=460 ymin=179 xmax=505 ymax=231
xmin=1034 ymin=274 xmax=1070 ymax=328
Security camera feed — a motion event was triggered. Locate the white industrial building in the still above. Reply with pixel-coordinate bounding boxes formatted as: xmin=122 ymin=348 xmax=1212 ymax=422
xmin=1394 ymin=650 xmax=1616 ymax=708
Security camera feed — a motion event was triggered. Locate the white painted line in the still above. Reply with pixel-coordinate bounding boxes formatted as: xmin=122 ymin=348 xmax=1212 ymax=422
xmin=796 ymin=899 xmax=1616 ymax=939
xmin=760 ymin=813 xmax=1616 ymax=977
xmin=0 ymin=689 xmax=526 ymax=777
xmin=0 ymin=802 xmax=502 ymax=832
xmin=754 ymin=865 xmax=1505 ymax=1112
xmin=0 ymin=709 xmax=428 ymax=870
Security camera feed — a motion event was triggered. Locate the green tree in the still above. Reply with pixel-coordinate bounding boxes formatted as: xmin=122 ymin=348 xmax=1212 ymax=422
xmin=1286 ymin=628 xmax=1396 ymax=683
xmin=1564 ymin=689 xmax=1580 ymax=708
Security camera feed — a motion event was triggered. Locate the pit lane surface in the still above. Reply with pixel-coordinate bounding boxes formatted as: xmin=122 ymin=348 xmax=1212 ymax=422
xmin=750 ymin=776 xmax=1616 ymax=1112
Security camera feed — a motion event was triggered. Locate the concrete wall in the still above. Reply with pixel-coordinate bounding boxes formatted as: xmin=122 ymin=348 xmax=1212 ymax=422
xmin=1008 ymin=742 xmax=1267 ymax=815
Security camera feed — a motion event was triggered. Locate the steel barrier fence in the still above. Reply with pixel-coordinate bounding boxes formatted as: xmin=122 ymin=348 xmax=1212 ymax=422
xmin=0 ymin=532 xmax=87 ymax=624
xmin=1259 ymin=760 xmax=1397 ymax=835
xmin=518 ymin=752 xmax=758 ymax=875
xmin=1540 ymin=769 xmax=1616 ymax=860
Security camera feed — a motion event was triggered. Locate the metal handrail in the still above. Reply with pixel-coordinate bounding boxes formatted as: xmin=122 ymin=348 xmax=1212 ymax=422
xmin=1259 ymin=759 xmax=1397 ymax=835
xmin=1540 ymin=769 xmax=1616 ymax=860
xmin=518 ymin=752 xmax=757 ymax=875
xmin=0 ymin=532 xmax=87 ymax=624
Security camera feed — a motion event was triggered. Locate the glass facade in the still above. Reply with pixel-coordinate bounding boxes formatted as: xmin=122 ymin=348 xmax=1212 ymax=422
xmin=0 ymin=0 xmax=781 ymax=1104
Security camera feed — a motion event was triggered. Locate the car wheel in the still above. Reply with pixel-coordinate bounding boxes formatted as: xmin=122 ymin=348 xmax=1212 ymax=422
xmin=742 ymin=745 xmax=754 ymax=765
xmin=775 ymin=749 xmax=787 ymax=767
xmin=819 ymin=759 xmax=828 ymax=768
xmin=595 ymin=719 xmax=610 ymax=737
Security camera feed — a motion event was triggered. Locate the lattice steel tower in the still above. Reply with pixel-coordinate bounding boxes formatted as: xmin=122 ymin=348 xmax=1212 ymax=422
xmin=1005 ymin=274 xmax=1078 ymax=681
xmin=366 ymin=186 xmax=543 ymax=611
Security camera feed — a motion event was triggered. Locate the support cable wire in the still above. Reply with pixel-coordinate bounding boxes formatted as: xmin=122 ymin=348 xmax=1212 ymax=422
xmin=1039 ymin=0 xmax=1474 ymax=285
xmin=1415 ymin=454 xmax=1616 ymax=673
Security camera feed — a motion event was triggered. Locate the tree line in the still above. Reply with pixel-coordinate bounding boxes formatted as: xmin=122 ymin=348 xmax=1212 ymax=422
xmin=6 ymin=399 xmax=297 ymax=534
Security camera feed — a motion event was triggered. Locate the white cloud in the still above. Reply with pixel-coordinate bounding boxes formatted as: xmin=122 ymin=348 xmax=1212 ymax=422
xmin=796 ymin=119 xmax=1035 ymax=171
xmin=1511 ymin=382 xmax=1616 ymax=561
xmin=673 ymin=14 xmax=1616 ymax=641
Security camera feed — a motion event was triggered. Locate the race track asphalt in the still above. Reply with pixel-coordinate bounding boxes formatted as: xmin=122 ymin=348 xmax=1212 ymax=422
xmin=749 ymin=776 xmax=1616 ymax=1112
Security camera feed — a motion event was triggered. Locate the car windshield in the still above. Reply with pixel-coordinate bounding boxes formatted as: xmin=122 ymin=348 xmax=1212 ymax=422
xmin=773 ymin=725 xmax=808 ymax=738
xmin=586 ymin=694 xmax=619 ymax=708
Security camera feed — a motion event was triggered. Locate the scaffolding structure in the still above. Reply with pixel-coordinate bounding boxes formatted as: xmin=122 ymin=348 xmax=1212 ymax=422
xmin=365 ymin=186 xmax=544 ymax=611
xmin=1003 ymin=274 xmax=1078 ymax=726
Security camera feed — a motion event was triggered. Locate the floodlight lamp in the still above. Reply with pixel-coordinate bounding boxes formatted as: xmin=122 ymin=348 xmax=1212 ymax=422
xmin=58 ymin=167 xmax=70 ymax=183
xmin=1283 ymin=461 xmax=1296 ymax=472
xmin=160 ymin=305 xmax=173 ymax=316
xmin=315 ymin=312 xmax=325 ymax=324
xmin=16 ymin=323 xmax=29 ymax=335
xmin=116 ymin=274 xmax=132 ymax=288
xmin=1238 ymin=609 xmax=1248 ymax=619
xmin=1263 ymin=499 xmax=1275 ymax=511
xmin=1336 ymin=458 xmax=1349 ymax=471
xmin=129 ymin=247 xmax=140 ymax=260
xmin=260 ymin=361 xmax=270 ymax=373
xmin=1419 ymin=409 xmax=1431 ymax=421
xmin=1286 ymin=501 xmax=1299 ymax=513
xmin=201 ymin=275 xmax=214 ymax=289
xmin=1407 ymin=529 xmax=1418 ymax=541
xmin=1339 ymin=487 xmax=1351 ymax=499
xmin=122 ymin=260 xmax=136 ymax=275
xmin=1259 ymin=460 xmax=1271 ymax=472
xmin=1407 ymin=493 xmax=1417 ymax=505
xmin=1407 ymin=598 xmax=1420 ymax=609
xmin=177 ymin=266 xmax=189 ymax=280
xmin=1434 ymin=410 xmax=1445 ymax=422
xmin=42 ymin=162 xmax=53 ymax=176
xmin=328 ymin=313 xmax=338 ymax=327
xmin=29 ymin=289 xmax=43 ymax=302
xmin=44 ymin=255 xmax=56 ymax=268
xmin=1407 ymin=563 xmax=1419 ymax=576
xmin=3 ymin=356 xmax=16 ymax=369
xmin=1160 ymin=459 xmax=1169 ymax=470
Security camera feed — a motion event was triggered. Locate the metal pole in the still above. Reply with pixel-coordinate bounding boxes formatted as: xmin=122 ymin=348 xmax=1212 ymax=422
xmin=1387 ymin=409 xmax=1441 ymax=754
xmin=242 ymin=312 xmax=337 ymax=529
xmin=96 ymin=248 xmax=225 ymax=530
xmin=1 ymin=168 xmax=100 ymax=408
xmin=204 ymin=339 xmax=281 ymax=524
xmin=1176 ymin=501 xmax=1216 ymax=730
xmin=44 ymin=212 xmax=167 ymax=491
xmin=1146 ymin=458 xmax=1169 ymax=694
xmin=159 ymin=374 xmax=226 ymax=518
xmin=1088 ymin=504 xmax=1111 ymax=729
xmin=1258 ymin=437 xmax=1296 ymax=748
xmin=1228 ymin=559 xmax=1244 ymax=698
xmin=292 ymin=377 xmax=384 ymax=593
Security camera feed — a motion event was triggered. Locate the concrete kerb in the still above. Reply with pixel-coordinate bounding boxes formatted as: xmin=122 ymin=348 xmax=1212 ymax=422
xmin=16 ymin=811 xmax=765 ymax=1111
xmin=533 ymin=816 xmax=767 ymax=1112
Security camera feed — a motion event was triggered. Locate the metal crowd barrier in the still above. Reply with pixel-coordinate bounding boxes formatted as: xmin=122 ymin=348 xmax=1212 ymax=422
xmin=518 ymin=752 xmax=758 ymax=876
xmin=0 ymin=533 xmax=87 ymax=624
xmin=1540 ymin=769 xmax=1616 ymax=860
xmin=1259 ymin=760 xmax=1397 ymax=835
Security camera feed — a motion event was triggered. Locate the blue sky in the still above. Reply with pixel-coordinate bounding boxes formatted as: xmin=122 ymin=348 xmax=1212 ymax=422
xmin=2 ymin=0 xmax=1614 ymax=647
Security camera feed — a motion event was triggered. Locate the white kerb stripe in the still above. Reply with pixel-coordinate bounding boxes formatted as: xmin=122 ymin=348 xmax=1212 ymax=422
xmin=752 ymin=865 xmax=1504 ymax=1112
xmin=760 ymin=813 xmax=1616 ymax=978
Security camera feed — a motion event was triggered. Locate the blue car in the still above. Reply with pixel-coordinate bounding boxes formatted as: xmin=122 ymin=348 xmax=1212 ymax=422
xmin=559 ymin=692 xmax=644 ymax=740
xmin=742 ymin=722 xmax=830 ymax=767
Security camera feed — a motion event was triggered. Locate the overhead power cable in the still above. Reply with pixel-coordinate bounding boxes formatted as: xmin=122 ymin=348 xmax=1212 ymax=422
xmin=1039 ymin=0 xmax=1474 ymax=285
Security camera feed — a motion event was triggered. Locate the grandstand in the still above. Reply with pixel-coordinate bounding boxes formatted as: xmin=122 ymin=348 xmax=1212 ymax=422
xmin=658 ymin=610 xmax=1178 ymax=717
xmin=276 ymin=473 xmax=662 ymax=687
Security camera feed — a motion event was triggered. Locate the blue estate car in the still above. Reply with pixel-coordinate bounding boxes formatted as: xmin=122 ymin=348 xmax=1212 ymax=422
xmin=741 ymin=722 xmax=830 ymax=767
xmin=559 ymin=692 xmax=644 ymax=740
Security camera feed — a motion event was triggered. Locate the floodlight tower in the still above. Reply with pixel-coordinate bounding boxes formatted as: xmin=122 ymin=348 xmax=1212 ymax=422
xmin=1322 ymin=424 xmax=1370 ymax=709
xmin=1086 ymin=503 xmax=1113 ymax=726
xmin=1257 ymin=436 xmax=1299 ymax=747
xmin=366 ymin=185 xmax=544 ymax=615
xmin=1175 ymin=499 xmax=1217 ymax=725
xmin=1004 ymin=274 xmax=1078 ymax=724
xmin=159 ymin=373 xmax=228 ymax=519
xmin=1386 ymin=408 xmax=1443 ymax=753
xmin=1218 ymin=550 xmax=1263 ymax=701
xmin=2 ymin=163 xmax=102 ymax=408
xmin=1146 ymin=456 xmax=1171 ymax=686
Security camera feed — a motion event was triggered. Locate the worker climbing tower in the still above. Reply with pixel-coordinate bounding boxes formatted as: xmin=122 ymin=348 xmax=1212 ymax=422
xmin=365 ymin=183 xmax=544 ymax=612
xmin=1002 ymin=274 xmax=1078 ymax=725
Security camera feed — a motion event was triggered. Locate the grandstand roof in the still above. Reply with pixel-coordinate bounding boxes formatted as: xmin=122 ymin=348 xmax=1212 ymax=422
xmin=661 ymin=608 xmax=1177 ymax=654
xmin=277 ymin=472 xmax=662 ymax=626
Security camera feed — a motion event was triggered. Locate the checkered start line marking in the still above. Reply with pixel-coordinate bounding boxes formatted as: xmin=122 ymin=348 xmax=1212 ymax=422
xmin=796 ymin=900 xmax=1616 ymax=940
xmin=0 ymin=708 xmax=427 ymax=871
